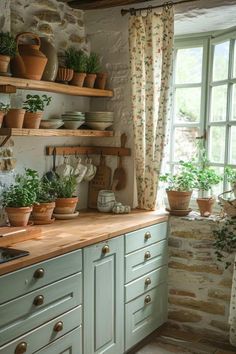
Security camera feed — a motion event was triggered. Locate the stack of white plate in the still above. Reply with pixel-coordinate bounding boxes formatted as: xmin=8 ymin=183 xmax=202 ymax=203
xmin=61 ymin=111 xmax=85 ymax=129
xmin=85 ymin=111 xmax=114 ymax=130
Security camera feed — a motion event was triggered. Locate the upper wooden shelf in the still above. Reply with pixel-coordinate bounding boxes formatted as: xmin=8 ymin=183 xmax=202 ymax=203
xmin=0 ymin=128 xmax=114 ymax=138
xmin=0 ymin=76 xmax=113 ymax=97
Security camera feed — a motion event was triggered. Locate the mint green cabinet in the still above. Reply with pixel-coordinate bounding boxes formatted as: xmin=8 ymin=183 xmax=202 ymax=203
xmin=83 ymin=236 xmax=124 ymax=354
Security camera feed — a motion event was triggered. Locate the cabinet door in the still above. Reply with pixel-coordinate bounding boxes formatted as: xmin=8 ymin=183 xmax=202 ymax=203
xmin=84 ymin=236 xmax=124 ymax=354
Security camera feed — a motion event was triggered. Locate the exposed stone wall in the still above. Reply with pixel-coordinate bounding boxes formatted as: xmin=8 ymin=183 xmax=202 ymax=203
xmin=168 ymin=217 xmax=233 ymax=341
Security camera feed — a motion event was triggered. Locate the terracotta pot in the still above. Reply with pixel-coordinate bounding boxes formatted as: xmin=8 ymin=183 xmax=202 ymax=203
xmin=54 ymin=197 xmax=78 ymax=214
xmin=10 ymin=32 xmax=48 ymax=80
xmin=32 ymin=202 xmax=55 ymax=223
xmin=56 ymin=67 xmax=74 ymax=84
xmin=83 ymin=73 xmax=97 ymax=88
xmin=166 ymin=190 xmax=192 ymax=211
xmin=40 ymin=37 xmax=58 ymax=82
xmin=94 ymin=72 xmax=108 ymax=90
xmin=70 ymin=72 xmax=86 ymax=87
xmin=5 ymin=206 xmax=32 ymax=227
xmin=23 ymin=111 xmax=43 ymax=129
xmin=0 ymin=111 xmax=5 ymax=128
xmin=4 ymin=109 xmax=25 ymax=128
xmin=0 ymin=54 xmax=10 ymax=73
xmin=197 ymin=197 xmax=215 ymax=217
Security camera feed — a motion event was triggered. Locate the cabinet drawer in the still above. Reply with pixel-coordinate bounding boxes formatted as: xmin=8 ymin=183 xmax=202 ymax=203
xmin=125 ymin=283 xmax=168 ymax=351
xmin=0 ymin=249 xmax=82 ymax=304
xmin=125 ymin=240 xmax=168 ymax=283
xmin=125 ymin=265 xmax=168 ymax=303
xmin=125 ymin=223 xmax=167 ymax=254
xmin=0 ymin=273 xmax=82 ymax=346
xmin=0 ymin=306 xmax=82 ymax=354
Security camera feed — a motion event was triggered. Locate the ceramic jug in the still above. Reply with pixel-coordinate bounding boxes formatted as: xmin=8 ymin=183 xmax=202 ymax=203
xmin=40 ymin=37 xmax=58 ymax=82
xmin=97 ymin=190 xmax=116 ymax=212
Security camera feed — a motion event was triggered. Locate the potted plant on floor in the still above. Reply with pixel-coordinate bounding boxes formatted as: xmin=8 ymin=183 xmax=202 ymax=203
xmin=84 ymin=52 xmax=101 ymax=88
xmin=51 ymin=173 xmax=78 ymax=215
xmin=0 ymin=32 xmax=17 ymax=74
xmin=2 ymin=169 xmax=38 ymax=226
xmin=23 ymin=94 xmax=52 ymax=129
xmin=225 ymin=166 xmax=236 ymax=197
xmin=0 ymin=103 xmax=9 ymax=127
xmin=65 ymin=47 xmax=87 ymax=87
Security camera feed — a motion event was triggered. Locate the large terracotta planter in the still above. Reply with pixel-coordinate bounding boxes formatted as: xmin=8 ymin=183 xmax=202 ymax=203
xmin=23 ymin=112 xmax=43 ymax=129
xmin=166 ymin=190 xmax=192 ymax=211
xmin=40 ymin=37 xmax=58 ymax=82
xmin=0 ymin=111 xmax=5 ymax=128
xmin=5 ymin=206 xmax=32 ymax=227
xmin=56 ymin=67 xmax=73 ymax=84
xmin=4 ymin=109 xmax=25 ymax=128
xmin=32 ymin=202 xmax=55 ymax=224
xmin=54 ymin=197 xmax=78 ymax=214
xmin=83 ymin=74 xmax=97 ymax=88
xmin=197 ymin=197 xmax=215 ymax=217
xmin=0 ymin=54 xmax=10 ymax=73
xmin=70 ymin=72 xmax=86 ymax=87
xmin=94 ymin=72 xmax=108 ymax=90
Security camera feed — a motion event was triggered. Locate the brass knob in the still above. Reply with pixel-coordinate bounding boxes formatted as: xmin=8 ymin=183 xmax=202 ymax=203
xmin=15 ymin=342 xmax=27 ymax=354
xmin=144 ymin=231 xmax=151 ymax=240
xmin=102 ymin=245 xmax=110 ymax=255
xmin=54 ymin=321 xmax=64 ymax=332
xmin=144 ymin=251 xmax=151 ymax=260
xmin=33 ymin=268 xmax=45 ymax=279
xmin=144 ymin=295 xmax=151 ymax=304
xmin=33 ymin=295 xmax=44 ymax=306
xmin=145 ymin=277 xmax=151 ymax=286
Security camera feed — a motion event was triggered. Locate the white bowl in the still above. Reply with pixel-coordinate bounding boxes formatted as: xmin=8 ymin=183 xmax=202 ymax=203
xmin=86 ymin=121 xmax=113 ymax=130
xmin=63 ymin=120 xmax=84 ymax=129
xmin=40 ymin=120 xmax=64 ymax=129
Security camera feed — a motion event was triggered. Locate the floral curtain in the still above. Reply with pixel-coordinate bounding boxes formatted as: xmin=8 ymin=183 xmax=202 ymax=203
xmin=129 ymin=7 xmax=174 ymax=210
xmin=229 ymin=256 xmax=236 ymax=346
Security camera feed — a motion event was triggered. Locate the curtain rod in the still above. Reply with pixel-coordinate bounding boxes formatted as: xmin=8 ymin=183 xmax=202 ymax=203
xmin=121 ymin=0 xmax=200 ymax=16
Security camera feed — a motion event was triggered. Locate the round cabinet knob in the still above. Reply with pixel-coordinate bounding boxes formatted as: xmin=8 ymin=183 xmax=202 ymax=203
xmin=54 ymin=321 xmax=64 ymax=332
xmin=144 ymin=231 xmax=151 ymax=240
xmin=15 ymin=342 xmax=27 ymax=354
xmin=144 ymin=251 xmax=151 ymax=260
xmin=145 ymin=277 xmax=152 ymax=286
xmin=144 ymin=295 xmax=151 ymax=304
xmin=102 ymin=245 xmax=110 ymax=255
xmin=33 ymin=295 xmax=44 ymax=306
xmin=33 ymin=268 xmax=45 ymax=279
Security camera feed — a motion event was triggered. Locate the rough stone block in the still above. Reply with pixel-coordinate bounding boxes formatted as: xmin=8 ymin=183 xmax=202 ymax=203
xmin=169 ymin=261 xmax=223 ymax=275
xmin=169 ymin=289 xmax=196 ymax=297
xmin=69 ymin=34 xmax=85 ymax=43
xmin=168 ymin=237 xmax=182 ymax=248
xmin=169 ymin=296 xmax=225 ymax=315
xmin=168 ymin=309 xmax=202 ymax=322
xmin=170 ymin=249 xmax=193 ymax=259
xmin=34 ymin=10 xmax=61 ymax=23
xmin=210 ymin=320 xmax=230 ymax=332
xmin=208 ymin=289 xmax=231 ymax=301
xmin=38 ymin=23 xmax=53 ymax=35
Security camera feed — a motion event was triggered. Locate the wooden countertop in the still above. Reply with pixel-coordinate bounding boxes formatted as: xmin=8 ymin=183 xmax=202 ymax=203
xmin=0 ymin=210 xmax=168 ymax=276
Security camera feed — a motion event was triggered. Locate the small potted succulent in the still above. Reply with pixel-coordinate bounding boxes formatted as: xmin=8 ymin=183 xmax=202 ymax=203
xmin=225 ymin=166 xmax=236 ymax=197
xmin=0 ymin=32 xmax=17 ymax=73
xmin=23 ymin=94 xmax=52 ymax=129
xmin=51 ymin=173 xmax=78 ymax=215
xmin=2 ymin=169 xmax=38 ymax=226
xmin=65 ymin=47 xmax=87 ymax=87
xmin=0 ymin=103 xmax=9 ymax=127
xmin=84 ymin=52 xmax=101 ymax=88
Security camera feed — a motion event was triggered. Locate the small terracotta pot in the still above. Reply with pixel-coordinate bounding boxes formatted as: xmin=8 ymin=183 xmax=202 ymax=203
xmin=83 ymin=73 xmax=97 ymax=88
xmin=32 ymin=202 xmax=55 ymax=223
xmin=4 ymin=109 xmax=25 ymax=128
xmin=0 ymin=111 xmax=5 ymax=128
xmin=54 ymin=197 xmax=78 ymax=214
xmin=5 ymin=206 xmax=32 ymax=227
xmin=56 ymin=67 xmax=74 ymax=84
xmin=0 ymin=54 xmax=10 ymax=73
xmin=166 ymin=190 xmax=192 ymax=211
xmin=197 ymin=197 xmax=215 ymax=217
xmin=70 ymin=72 xmax=86 ymax=87
xmin=23 ymin=111 xmax=43 ymax=129
xmin=94 ymin=72 xmax=108 ymax=90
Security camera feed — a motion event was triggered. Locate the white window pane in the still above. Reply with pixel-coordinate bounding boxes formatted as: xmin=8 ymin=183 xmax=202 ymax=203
xmin=213 ymin=41 xmax=230 ymax=82
xmin=173 ymin=127 xmax=199 ymax=162
xmin=230 ymin=126 xmax=236 ymax=164
xmin=232 ymin=84 xmax=236 ymax=120
xmin=176 ymin=47 xmax=203 ymax=84
xmin=210 ymin=166 xmax=224 ymax=196
xmin=234 ymin=42 xmax=236 ymax=78
xmin=210 ymin=85 xmax=227 ymax=122
xmin=209 ymin=126 xmax=226 ymax=163
xmin=174 ymin=87 xmax=201 ymax=123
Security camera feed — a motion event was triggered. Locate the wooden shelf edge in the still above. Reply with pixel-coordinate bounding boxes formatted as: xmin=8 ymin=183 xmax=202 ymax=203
xmin=0 ymin=128 xmax=114 ymax=138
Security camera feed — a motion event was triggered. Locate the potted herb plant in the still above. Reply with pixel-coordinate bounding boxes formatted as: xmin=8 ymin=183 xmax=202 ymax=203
xmin=84 ymin=52 xmax=101 ymax=88
xmin=32 ymin=176 xmax=56 ymax=224
xmin=0 ymin=32 xmax=17 ymax=73
xmin=225 ymin=166 xmax=236 ymax=197
xmin=0 ymin=103 xmax=9 ymax=128
xmin=65 ymin=47 xmax=87 ymax=87
xmin=51 ymin=173 xmax=78 ymax=215
xmin=2 ymin=169 xmax=38 ymax=226
xmin=23 ymin=94 xmax=52 ymax=129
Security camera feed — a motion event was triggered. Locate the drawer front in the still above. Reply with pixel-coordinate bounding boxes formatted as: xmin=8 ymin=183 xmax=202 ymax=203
xmin=125 ymin=265 xmax=168 ymax=303
xmin=0 ymin=249 xmax=82 ymax=304
xmin=125 ymin=239 xmax=168 ymax=283
xmin=125 ymin=222 xmax=167 ymax=254
xmin=0 ymin=273 xmax=82 ymax=346
xmin=125 ymin=283 xmax=168 ymax=351
xmin=0 ymin=306 xmax=82 ymax=354
xmin=35 ymin=327 xmax=82 ymax=354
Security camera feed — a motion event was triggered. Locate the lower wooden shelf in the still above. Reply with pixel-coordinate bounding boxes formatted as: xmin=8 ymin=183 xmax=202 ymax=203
xmin=0 ymin=128 xmax=114 ymax=138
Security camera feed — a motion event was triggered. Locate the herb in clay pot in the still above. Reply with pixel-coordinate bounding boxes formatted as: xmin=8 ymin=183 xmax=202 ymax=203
xmin=84 ymin=52 xmax=101 ymax=88
xmin=0 ymin=32 xmax=17 ymax=73
xmin=65 ymin=47 xmax=87 ymax=87
xmin=51 ymin=174 xmax=78 ymax=215
xmin=23 ymin=94 xmax=52 ymax=129
xmin=32 ymin=177 xmax=56 ymax=224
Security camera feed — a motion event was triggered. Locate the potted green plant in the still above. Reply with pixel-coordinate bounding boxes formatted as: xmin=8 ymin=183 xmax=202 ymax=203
xmin=84 ymin=52 xmax=101 ymax=88
xmin=65 ymin=47 xmax=87 ymax=87
xmin=2 ymin=169 xmax=38 ymax=226
xmin=0 ymin=103 xmax=9 ymax=127
xmin=0 ymin=32 xmax=17 ymax=73
xmin=23 ymin=94 xmax=52 ymax=129
xmin=51 ymin=174 xmax=78 ymax=215
xmin=225 ymin=166 xmax=236 ymax=197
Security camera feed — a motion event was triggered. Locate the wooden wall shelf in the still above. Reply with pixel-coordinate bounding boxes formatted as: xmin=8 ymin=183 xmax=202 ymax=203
xmin=46 ymin=145 xmax=131 ymax=157
xmin=0 ymin=76 xmax=113 ymax=97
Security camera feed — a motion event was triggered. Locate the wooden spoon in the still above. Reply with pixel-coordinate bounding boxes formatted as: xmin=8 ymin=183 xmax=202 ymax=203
xmin=112 ymin=133 xmax=127 ymax=191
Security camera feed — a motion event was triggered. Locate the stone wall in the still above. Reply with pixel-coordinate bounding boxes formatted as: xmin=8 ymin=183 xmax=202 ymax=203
xmin=168 ymin=217 xmax=233 ymax=341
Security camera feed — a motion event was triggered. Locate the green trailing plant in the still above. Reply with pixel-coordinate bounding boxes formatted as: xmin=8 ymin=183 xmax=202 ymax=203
xmin=23 ymin=94 xmax=52 ymax=113
xmin=0 ymin=32 xmax=17 ymax=57
xmin=0 ymin=102 xmax=9 ymax=113
xmin=65 ymin=47 xmax=87 ymax=73
xmin=86 ymin=52 xmax=101 ymax=74
xmin=51 ymin=174 xmax=77 ymax=198
xmin=225 ymin=166 xmax=236 ymax=185
xmin=160 ymin=161 xmax=197 ymax=191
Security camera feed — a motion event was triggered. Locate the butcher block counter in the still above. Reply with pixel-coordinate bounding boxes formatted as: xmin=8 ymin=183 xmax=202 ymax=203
xmin=0 ymin=209 xmax=168 ymax=276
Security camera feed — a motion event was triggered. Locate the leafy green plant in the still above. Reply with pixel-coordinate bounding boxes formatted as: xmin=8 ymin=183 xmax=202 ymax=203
xmin=0 ymin=102 xmax=9 ymax=113
xmin=0 ymin=32 xmax=17 ymax=57
xmin=225 ymin=166 xmax=236 ymax=184
xmin=160 ymin=161 xmax=197 ymax=191
xmin=51 ymin=174 xmax=77 ymax=198
xmin=86 ymin=52 xmax=101 ymax=74
xmin=23 ymin=94 xmax=52 ymax=113
xmin=213 ymin=219 xmax=236 ymax=269
xmin=35 ymin=177 xmax=56 ymax=203
xmin=65 ymin=47 xmax=87 ymax=73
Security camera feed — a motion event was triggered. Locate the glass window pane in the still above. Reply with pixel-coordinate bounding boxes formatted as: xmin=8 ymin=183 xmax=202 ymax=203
xmin=230 ymin=126 xmax=236 ymax=164
xmin=210 ymin=166 xmax=224 ymax=196
xmin=175 ymin=47 xmax=203 ymax=84
xmin=209 ymin=126 xmax=226 ymax=163
xmin=213 ymin=41 xmax=230 ymax=82
xmin=210 ymin=85 xmax=227 ymax=122
xmin=232 ymin=84 xmax=236 ymax=120
xmin=173 ymin=127 xmax=199 ymax=162
xmin=234 ymin=42 xmax=236 ymax=78
xmin=174 ymin=87 xmax=201 ymax=123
